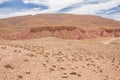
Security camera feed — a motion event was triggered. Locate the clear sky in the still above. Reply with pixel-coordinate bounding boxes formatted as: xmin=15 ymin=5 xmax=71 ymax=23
xmin=0 ymin=0 xmax=120 ymax=21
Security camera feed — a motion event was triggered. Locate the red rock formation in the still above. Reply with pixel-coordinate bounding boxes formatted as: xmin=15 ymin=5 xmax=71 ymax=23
xmin=2 ymin=26 xmax=120 ymax=40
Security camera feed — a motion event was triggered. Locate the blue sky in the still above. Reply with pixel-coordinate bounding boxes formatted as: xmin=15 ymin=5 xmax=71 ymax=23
xmin=0 ymin=0 xmax=120 ymax=21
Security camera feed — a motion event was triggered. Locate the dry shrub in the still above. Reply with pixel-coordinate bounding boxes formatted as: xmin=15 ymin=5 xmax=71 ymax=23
xmin=4 ymin=64 xmax=14 ymax=69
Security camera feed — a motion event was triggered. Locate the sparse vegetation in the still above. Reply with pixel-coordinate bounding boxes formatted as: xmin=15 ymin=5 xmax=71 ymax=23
xmin=4 ymin=64 xmax=14 ymax=69
xmin=17 ymin=75 xmax=23 ymax=79
xmin=24 ymin=59 xmax=29 ymax=62
xmin=70 ymin=72 xmax=77 ymax=75
xmin=26 ymin=71 xmax=30 ymax=74
xmin=1 ymin=46 xmax=6 ymax=49
xmin=49 ymin=68 xmax=55 ymax=72
xmin=61 ymin=75 xmax=68 ymax=78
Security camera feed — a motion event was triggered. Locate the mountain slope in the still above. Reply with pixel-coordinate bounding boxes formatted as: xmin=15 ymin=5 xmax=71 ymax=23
xmin=2 ymin=14 xmax=120 ymax=29
xmin=0 ymin=20 xmax=15 ymax=36
xmin=1 ymin=14 xmax=120 ymax=40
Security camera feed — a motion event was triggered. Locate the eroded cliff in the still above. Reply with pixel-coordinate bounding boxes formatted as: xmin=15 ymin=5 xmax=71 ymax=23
xmin=2 ymin=26 xmax=120 ymax=40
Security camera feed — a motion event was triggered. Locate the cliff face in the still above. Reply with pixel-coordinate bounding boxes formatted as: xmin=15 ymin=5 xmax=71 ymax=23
xmin=2 ymin=26 xmax=120 ymax=40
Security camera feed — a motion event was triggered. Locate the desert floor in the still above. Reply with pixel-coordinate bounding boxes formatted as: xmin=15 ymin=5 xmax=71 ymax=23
xmin=0 ymin=37 xmax=120 ymax=80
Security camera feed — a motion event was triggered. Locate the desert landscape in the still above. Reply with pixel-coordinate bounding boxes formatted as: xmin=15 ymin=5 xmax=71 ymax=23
xmin=0 ymin=14 xmax=120 ymax=80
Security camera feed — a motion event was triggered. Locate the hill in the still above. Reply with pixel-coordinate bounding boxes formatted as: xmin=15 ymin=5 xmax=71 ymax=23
xmin=0 ymin=20 xmax=15 ymax=36
xmin=1 ymin=14 xmax=120 ymax=40
xmin=2 ymin=14 xmax=120 ymax=29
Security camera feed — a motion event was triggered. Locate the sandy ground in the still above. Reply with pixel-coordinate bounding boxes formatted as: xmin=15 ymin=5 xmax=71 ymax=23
xmin=0 ymin=37 xmax=120 ymax=80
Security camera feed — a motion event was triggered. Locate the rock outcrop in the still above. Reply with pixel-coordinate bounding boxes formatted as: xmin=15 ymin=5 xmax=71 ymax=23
xmin=2 ymin=26 xmax=120 ymax=40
